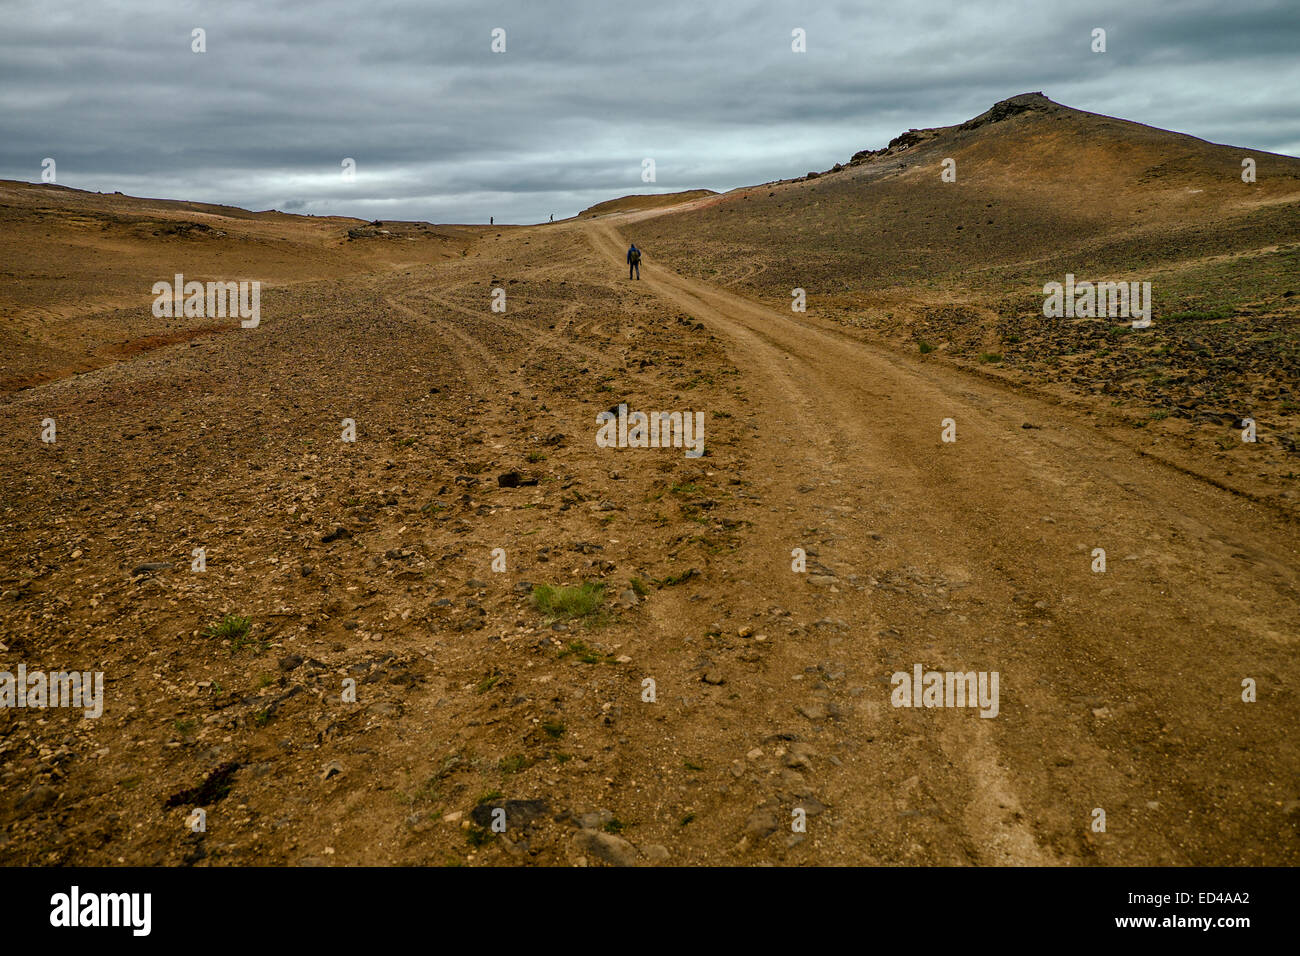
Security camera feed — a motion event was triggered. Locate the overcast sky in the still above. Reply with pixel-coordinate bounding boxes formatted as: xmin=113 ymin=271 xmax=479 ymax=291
xmin=2 ymin=0 xmax=1297 ymax=224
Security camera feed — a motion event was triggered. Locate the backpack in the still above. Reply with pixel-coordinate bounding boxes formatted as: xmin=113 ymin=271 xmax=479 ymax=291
xmin=630 ymin=248 xmax=641 ymax=264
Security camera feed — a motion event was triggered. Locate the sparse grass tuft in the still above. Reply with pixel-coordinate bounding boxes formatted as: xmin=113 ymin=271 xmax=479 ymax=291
xmin=657 ymin=568 xmax=699 ymax=587
xmin=202 ymin=614 xmax=262 ymax=653
xmin=532 ymin=582 xmax=605 ymax=621
xmin=558 ymin=640 xmax=610 ymax=664
xmin=498 ymin=754 xmax=531 ymax=774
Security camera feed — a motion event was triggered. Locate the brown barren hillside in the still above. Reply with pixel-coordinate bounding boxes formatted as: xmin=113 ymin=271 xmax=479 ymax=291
xmin=634 ymin=92 xmax=1300 ymax=515
xmin=0 ymin=180 xmax=476 ymax=389
xmin=579 ymin=189 xmax=719 ymax=218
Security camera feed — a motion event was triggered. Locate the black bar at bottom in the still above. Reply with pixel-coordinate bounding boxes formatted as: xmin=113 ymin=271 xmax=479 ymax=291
xmin=0 ymin=865 xmax=1274 ymax=942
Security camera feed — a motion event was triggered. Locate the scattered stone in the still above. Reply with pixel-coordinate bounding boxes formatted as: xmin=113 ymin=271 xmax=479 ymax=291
xmin=472 ymin=799 xmax=547 ymax=828
xmin=321 ymin=526 xmax=352 ymax=543
xmin=797 ymin=702 xmax=828 ymax=721
xmin=130 ymin=562 xmax=170 ymax=576
xmin=497 ymin=471 xmax=539 ymax=488
xmin=574 ymin=829 xmax=638 ymax=866
xmin=795 ymin=796 xmax=827 ymax=817
xmin=16 ymin=785 xmax=58 ymax=812
xmin=577 ymin=810 xmax=615 ymax=830
xmin=165 ymin=762 xmax=241 ymax=806
xmin=745 ymin=808 xmax=779 ymax=839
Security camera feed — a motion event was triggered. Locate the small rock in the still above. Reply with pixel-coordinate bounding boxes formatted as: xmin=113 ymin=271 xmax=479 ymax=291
xmin=577 ymin=810 xmax=615 ymax=830
xmin=745 ymin=808 xmax=779 ymax=839
xmin=796 ymin=796 xmax=827 ymax=817
xmin=16 ymin=785 xmax=58 ymax=812
xmin=797 ymin=702 xmax=828 ymax=721
xmin=573 ymin=829 xmax=638 ymax=866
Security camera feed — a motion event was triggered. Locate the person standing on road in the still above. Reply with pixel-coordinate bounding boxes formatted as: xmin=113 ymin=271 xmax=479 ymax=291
xmin=627 ymin=243 xmax=641 ymax=280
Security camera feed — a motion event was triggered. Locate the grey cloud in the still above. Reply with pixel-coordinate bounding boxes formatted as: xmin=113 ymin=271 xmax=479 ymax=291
xmin=1 ymin=0 xmax=1294 ymax=224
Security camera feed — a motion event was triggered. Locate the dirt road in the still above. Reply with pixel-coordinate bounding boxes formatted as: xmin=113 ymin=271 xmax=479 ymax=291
xmin=586 ymin=217 xmax=1300 ymax=864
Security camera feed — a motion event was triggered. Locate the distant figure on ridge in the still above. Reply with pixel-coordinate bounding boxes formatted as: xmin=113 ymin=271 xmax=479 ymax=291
xmin=627 ymin=243 xmax=641 ymax=280
xmin=550 ymin=213 xmax=554 ymax=222
xmin=489 ymin=216 xmax=493 ymax=226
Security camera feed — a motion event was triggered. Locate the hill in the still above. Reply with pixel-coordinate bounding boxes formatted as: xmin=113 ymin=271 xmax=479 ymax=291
xmin=578 ymin=189 xmax=718 ymax=219
xmin=631 ymin=93 xmax=1300 ymax=502
xmin=0 ymin=180 xmax=474 ymax=389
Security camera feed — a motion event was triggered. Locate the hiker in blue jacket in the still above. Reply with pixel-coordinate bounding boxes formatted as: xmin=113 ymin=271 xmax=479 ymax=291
xmin=627 ymin=243 xmax=641 ymax=280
